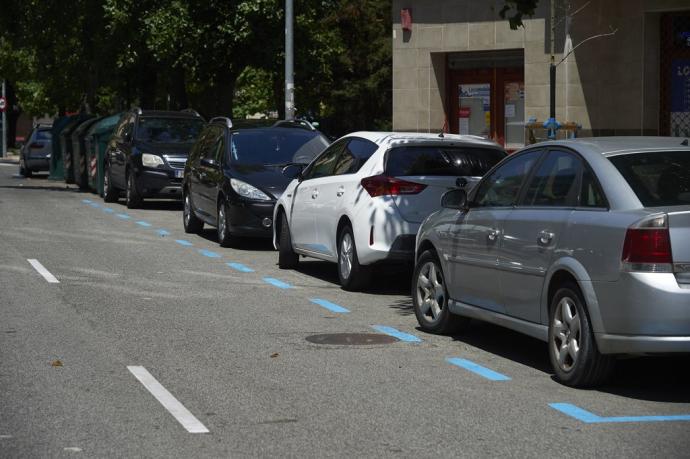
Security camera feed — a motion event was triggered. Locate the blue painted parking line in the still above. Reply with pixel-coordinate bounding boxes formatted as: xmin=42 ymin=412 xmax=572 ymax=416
xmin=116 ymin=213 xmax=131 ymax=220
xmin=82 ymin=199 xmax=92 ymax=204
xmin=446 ymin=357 xmax=511 ymax=381
xmin=310 ymin=298 xmax=349 ymax=313
xmin=157 ymin=229 xmax=170 ymax=236
xmin=227 ymin=262 xmax=254 ymax=273
xmin=372 ymin=325 xmax=422 ymax=343
xmin=175 ymin=239 xmax=193 ymax=247
xmin=89 ymin=202 xmax=101 ymax=208
xmin=263 ymin=277 xmax=293 ymax=289
xmin=198 ymin=249 xmax=221 ymax=258
xmin=136 ymin=221 xmax=152 ymax=227
xmin=103 ymin=207 xmax=115 ymax=213
xmin=550 ymin=403 xmax=690 ymax=424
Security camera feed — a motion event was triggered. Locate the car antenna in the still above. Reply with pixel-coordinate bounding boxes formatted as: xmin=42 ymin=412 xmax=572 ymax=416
xmin=682 ymin=138 xmax=688 ymax=146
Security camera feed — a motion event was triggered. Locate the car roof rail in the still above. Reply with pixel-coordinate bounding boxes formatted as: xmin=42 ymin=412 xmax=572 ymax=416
xmin=273 ymin=119 xmax=316 ymax=131
xmin=181 ymin=108 xmax=202 ymax=118
xmin=210 ymin=117 xmax=233 ymax=129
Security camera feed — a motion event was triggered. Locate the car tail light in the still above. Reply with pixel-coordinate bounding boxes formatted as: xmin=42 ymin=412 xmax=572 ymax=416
xmin=361 ymin=175 xmax=426 ymax=197
xmin=29 ymin=143 xmax=43 ymax=149
xmin=621 ymin=214 xmax=673 ymax=272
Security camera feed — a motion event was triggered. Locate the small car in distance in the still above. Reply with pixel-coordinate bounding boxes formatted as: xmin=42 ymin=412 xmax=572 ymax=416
xmin=412 ymin=137 xmax=690 ymax=387
xmin=19 ymin=125 xmax=53 ymax=177
xmin=182 ymin=118 xmax=330 ymax=247
xmin=273 ymin=132 xmax=506 ymax=290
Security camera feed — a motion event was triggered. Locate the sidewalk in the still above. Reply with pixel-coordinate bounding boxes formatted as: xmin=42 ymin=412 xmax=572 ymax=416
xmin=0 ymin=152 xmax=19 ymax=164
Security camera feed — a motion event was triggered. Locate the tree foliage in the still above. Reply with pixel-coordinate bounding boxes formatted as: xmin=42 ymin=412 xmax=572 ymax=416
xmin=499 ymin=0 xmax=540 ymax=30
xmin=0 ymin=0 xmax=528 ymax=140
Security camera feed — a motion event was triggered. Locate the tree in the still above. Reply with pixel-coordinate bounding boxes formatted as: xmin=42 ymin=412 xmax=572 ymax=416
xmin=499 ymin=0 xmax=540 ymax=29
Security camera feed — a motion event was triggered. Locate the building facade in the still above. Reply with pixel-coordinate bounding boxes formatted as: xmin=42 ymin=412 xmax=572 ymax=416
xmin=392 ymin=0 xmax=690 ymax=148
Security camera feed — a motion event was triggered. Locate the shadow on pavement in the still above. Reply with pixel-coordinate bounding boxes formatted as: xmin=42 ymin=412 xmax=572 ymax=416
xmin=195 ymin=228 xmax=275 ymax=251
xmin=0 ymin=184 xmax=81 ymax=192
xmin=594 ymin=355 xmax=690 ymax=403
xmin=442 ymin=319 xmax=690 ymax=401
xmin=294 ymin=260 xmax=413 ymax=295
xmin=448 ymin=321 xmax=552 ymax=374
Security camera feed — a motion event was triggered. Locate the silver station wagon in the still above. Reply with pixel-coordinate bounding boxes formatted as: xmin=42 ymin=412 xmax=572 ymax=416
xmin=413 ymin=137 xmax=690 ymax=387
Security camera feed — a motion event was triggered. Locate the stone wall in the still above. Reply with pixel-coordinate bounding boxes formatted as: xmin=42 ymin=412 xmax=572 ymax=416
xmin=391 ymin=0 xmax=690 ymax=137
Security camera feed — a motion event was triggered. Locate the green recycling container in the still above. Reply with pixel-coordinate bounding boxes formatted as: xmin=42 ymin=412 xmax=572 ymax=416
xmin=60 ymin=115 xmax=90 ymax=184
xmin=71 ymin=117 xmax=99 ymax=190
xmin=85 ymin=113 xmax=122 ymax=196
xmin=49 ymin=115 xmax=77 ymax=181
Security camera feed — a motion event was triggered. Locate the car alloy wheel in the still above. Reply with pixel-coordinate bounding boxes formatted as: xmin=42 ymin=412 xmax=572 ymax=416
xmin=184 ymin=194 xmax=192 ymax=226
xmin=217 ymin=200 xmax=233 ymax=247
xmin=339 ymin=232 xmax=354 ymax=281
xmin=415 ymin=260 xmax=446 ymax=326
xmin=551 ymin=296 xmax=581 ymax=372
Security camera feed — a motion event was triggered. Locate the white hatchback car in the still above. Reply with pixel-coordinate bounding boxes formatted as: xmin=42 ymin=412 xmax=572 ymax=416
xmin=272 ymin=132 xmax=506 ymax=290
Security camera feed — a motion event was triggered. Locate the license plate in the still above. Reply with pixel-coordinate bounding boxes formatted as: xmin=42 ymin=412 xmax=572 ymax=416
xmin=174 ymin=170 xmax=184 ymax=178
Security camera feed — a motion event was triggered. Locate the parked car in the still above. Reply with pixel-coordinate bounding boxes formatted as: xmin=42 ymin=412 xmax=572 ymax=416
xmin=412 ymin=137 xmax=690 ymax=387
xmin=103 ymin=108 xmax=205 ymax=208
xmin=19 ymin=124 xmax=53 ymax=177
xmin=273 ymin=132 xmax=506 ymax=290
xmin=182 ymin=117 xmax=330 ymax=247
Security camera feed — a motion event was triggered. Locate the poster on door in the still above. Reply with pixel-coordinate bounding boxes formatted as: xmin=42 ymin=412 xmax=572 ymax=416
xmin=671 ymin=59 xmax=690 ymax=137
xmin=459 ymin=83 xmax=491 ymax=137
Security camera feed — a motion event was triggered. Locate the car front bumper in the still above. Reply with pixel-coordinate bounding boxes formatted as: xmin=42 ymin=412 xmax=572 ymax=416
xmin=135 ymin=169 xmax=183 ymax=198
xmin=226 ymin=196 xmax=275 ymax=238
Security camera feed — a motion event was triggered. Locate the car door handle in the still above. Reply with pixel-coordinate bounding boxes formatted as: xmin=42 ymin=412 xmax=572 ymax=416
xmin=538 ymin=230 xmax=555 ymax=246
xmin=487 ymin=229 xmax=499 ymax=242
xmin=336 ymin=187 xmax=345 ymax=197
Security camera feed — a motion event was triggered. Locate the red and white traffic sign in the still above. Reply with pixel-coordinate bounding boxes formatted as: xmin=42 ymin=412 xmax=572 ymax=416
xmin=0 ymin=97 xmax=6 ymax=112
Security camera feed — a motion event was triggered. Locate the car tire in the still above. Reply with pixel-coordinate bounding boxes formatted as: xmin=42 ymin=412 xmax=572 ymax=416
xmin=548 ymin=282 xmax=614 ymax=388
xmin=337 ymin=224 xmax=371 ymax=291
xmin=183 ymin=189 xmax=203 ymax=234
xmin=278 ymin=212 xmax=299 ymax=269
xmin=125 ymin=170 xmax=143 ymax=209
xmin=103 ymin=164 xmax=118 ymax=202
xmin=412 ymin=250 xmax=468 ymax=334
xmin=217 ymin=198 xmax=235 ymax=248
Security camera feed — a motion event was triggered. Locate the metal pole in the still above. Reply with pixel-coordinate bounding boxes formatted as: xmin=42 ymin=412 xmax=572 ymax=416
xmin=547 ymin=0 xmax=557 ymax=139
xmin=285 ymin=0 xmax=295 ymax=120
xmin=1 ymin=80 xmax=6 ymax=158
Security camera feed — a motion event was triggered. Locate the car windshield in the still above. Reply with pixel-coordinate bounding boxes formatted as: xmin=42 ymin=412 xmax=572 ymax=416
xmin=229 ymin=129 xmax=329 ymax=165
xmin=136 ymin=117 xmax=204 ymax=143
xmin=609 ymin=151 xmax=690 ymax=207
xmin=385 ymin=146 xmax=506 ymax=176
xmin=35 ymin=130 xmax=52 ymax=141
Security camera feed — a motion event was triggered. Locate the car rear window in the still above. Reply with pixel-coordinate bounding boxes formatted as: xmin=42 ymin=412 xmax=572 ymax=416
xmin=609 ymin=151 xmax=690 ymax=207
xmin=385 ymin=146 xmax=506 ymax=177
xmin=35 ymin=130 xmax=52 ymax=141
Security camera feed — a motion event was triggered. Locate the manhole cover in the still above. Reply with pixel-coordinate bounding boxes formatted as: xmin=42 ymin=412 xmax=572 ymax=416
xmin=305 ymin=333 xmax=397 ymax=345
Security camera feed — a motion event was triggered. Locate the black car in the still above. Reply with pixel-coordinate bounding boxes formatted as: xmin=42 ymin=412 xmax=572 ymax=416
xmin=102 ymin=108 xmax=205 ymax=208
xmin=182 ymin=118 xmax=330 ymax=247
xmin=19 ymin=124 xmax=53 ymax=177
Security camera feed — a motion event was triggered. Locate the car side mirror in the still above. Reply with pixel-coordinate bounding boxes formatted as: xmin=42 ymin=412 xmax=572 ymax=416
xmin=441 ymin=189 xmax=469 ymax=211
xmin=282 ymin=164 xmax=304 ymax=180
xmin=200 ymin=158 xmax=218 ymax=168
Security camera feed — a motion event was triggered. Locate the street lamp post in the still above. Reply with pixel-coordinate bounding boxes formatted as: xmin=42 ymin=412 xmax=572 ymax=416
xmin=285 ymin=0 xmax=295 ymax=120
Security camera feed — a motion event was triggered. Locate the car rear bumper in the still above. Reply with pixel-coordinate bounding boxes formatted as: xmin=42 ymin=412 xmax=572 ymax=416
xmin=226 ymin=198 xmax=274 ymax=238
xmin=596 ymin=333 xmax=690 ymax=354
xmin=593 ymin=272 xmax=690 ymax=352
xmin=25 ymin=157 xmax=50 ymax=170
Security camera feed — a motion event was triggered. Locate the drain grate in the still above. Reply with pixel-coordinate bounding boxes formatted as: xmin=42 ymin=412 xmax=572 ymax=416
xmin=306 ymin=333 xmax=397 ymax=345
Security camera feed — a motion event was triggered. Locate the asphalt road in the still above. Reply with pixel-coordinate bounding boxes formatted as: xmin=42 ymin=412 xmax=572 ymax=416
xmin=1 ymin=162 xmax=689 ymax=458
